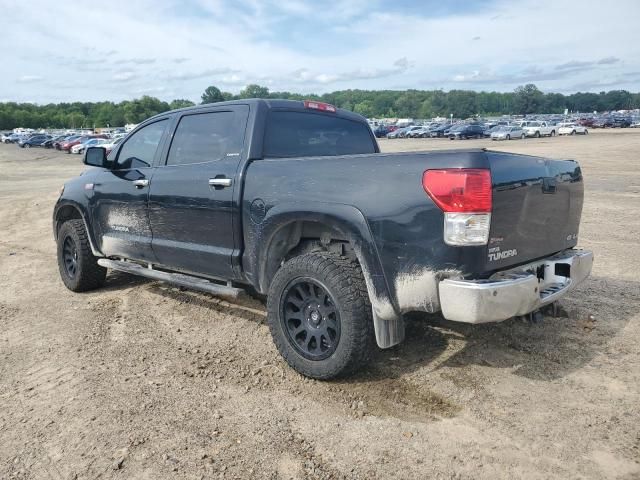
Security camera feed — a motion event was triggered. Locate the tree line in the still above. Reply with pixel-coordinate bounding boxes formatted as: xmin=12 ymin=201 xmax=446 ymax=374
xmin=1 ymin=84 xmax=638 ymax=130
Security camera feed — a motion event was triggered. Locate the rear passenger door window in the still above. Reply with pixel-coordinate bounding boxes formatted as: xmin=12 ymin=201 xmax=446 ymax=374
xmin=166 ymin=111 xmax=244 ymax=166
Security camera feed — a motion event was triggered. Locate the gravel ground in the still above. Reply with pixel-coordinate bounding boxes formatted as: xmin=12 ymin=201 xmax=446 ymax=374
xmin=1 ymin=129 xmax=639 ymax=479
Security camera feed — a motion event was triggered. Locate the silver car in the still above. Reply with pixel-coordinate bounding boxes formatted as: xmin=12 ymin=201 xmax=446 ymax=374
xmin=407 ymin=126 xmax=432 ymax=138
xmin=491 ymin=125 xmax=526 ymax=141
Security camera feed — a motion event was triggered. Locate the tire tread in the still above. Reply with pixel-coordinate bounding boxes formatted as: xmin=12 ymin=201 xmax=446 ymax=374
xmin=267 ymin=251 xmax=374 ymax=379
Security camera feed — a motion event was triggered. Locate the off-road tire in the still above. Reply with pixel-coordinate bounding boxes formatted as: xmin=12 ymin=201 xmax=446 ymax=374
xmin=57 ymin=219 xmax=106 ymax=292
xmin=267 ymin=252 xmax=374 ymax=379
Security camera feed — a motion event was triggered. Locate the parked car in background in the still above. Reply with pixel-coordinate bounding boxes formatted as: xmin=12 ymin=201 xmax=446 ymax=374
xmin=42 ymin=135 xmax=68 ymax=149
xmin=612 ymin=117 xmax=631 ymax=128
xmin=483 ymin=125 xmax=501 ymax=137
xmin=386 ymin=127 xmax=410 ymax=139
xmin=491 ymin=125 xmax=525 ymax=140
xmin=71 ymin=138 xmax=109 ymax=154
xmin=1 ymin=132 xmax=14 ymax=143
xmin=631 ymin=119 xmax=640 ymax=128
xmin=448 ymin=124 xmax=484 ymax=139
xmin=400 ymin=126 xmax=425 ymax=138
xmin=593 ymin=117 xmax=614 ymax=128
xmin=523 ymin=121 xmax=556 ymax=138
xmin=430 ymin=123 xmax=453 ymax=137
xmin=407 ymin=126 xmax=432 ymax=138
xmin=60 ymin=136 xmax=90 ymax=153
xmin=54 ymin=135 xmax=79 ymax=150
xmin=100 ymin=137 xmax=124 ymax=156
xmin=6 ymin=133 xmax=26 ymax=143
xmin=558 ymin=123 xmax=588 ymax=135
xmin=373 ymin=125 xmax=392 ymax=138
xmin=578 ymin=118 xmax=595 ymax=127
xmin=19 ymin=134 xmax=51 ymax=148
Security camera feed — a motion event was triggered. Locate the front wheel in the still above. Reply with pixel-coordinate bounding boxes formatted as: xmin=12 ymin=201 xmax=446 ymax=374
xmin=521 ymin=133 xmax=526 ymax=139
xmin=551 ymin=130 xmax=556 ymax=137
xmin=571 ymin=130 xmax=576 ymax=135
xmin=57 ymin=219 xmax=106 ymax=292
xmin=506 ymin=134 xmax=511 ymax=140
xmin=267 ymin=252 xmax=374 ymax=379
xmin=535 ymin=131 xmax=541 ymax=138
xmin=584 ymin=129 xmax=589 ymax=135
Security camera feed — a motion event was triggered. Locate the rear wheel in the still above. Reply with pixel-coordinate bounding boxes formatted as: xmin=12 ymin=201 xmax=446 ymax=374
xmin=267 ymin=252 xmax=373 ymax=379
xmin=571 ymin=130 xmax=576 ymax=135
xmin=551 ymin=130 xmax=556 ymax=137
xmin=506 ymin=134 xmax=511 ymax=140
xmin=535 ymin=131 xmax=541 ymax=138
xmin=584 ymin=129 xmax=589 ymax=135
xmin=521 ymin=133 xmax=526 ymax=139
xmin=57 ymin=219 xmax=106 ymax=292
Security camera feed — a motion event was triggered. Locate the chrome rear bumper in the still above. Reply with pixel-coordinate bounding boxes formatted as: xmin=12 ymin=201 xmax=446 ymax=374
xmin=438 ymin=249 xmax=593 ymax=324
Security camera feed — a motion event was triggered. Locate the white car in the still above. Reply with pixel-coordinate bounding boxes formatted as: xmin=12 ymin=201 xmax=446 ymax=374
xmin=558 ymin=123 xmax=588 ymax=135
xmin=71 ymin=138 xmax=109 ymax=154
xmin=491 ymin=125 xmax=526 ymax=140
xmin=100 ymin=137 xmax=124 ymax=154
xmin=523 ymin=121 xmax=557 ymax=138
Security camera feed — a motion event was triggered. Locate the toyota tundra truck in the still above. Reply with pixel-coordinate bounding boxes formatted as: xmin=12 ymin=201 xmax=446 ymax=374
xmin=53 ymin=99 xmax=593 ymax=379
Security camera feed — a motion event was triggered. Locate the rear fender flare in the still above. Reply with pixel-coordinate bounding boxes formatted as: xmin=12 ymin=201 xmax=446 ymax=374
xmin=250 ymin=202 xmax=404 ymax=348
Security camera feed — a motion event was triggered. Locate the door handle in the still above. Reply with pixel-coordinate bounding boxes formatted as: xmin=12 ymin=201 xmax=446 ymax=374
xmin=209 ymin=178 xmax=233 ymax=188
xmin=133 ymin=179 xmax=149 ymax=188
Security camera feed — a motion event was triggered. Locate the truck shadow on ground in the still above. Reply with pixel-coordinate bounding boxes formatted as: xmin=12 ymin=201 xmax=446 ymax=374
xmin=369 ymin=275 xmax=638 ymax=382
xmin=101 ymin=272 xmax=637 ymax=386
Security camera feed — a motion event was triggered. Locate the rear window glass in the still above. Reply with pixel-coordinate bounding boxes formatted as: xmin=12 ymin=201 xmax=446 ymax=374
xmin=264 ymin=111 xmax=376 ymax=158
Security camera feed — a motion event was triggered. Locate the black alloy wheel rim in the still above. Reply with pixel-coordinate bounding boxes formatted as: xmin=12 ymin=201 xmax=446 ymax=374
xmin=62 ymin=235 xmax=79 ymax=279
xmin=280 ymin=278 xmax=341 ymax=361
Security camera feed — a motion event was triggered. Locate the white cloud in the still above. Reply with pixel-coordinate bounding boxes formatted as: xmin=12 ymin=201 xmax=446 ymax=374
xmin=113 ymin=71 xmax=137 ymax=82
xmin=17 ymin=75 xmax=44 ymax=83
xmin=0 ymin=0 xmax=638 ymax=103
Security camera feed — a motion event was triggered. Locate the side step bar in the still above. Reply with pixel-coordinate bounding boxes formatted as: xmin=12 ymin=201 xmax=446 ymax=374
xmin=97 ymin=259 xmax=243 ymax=299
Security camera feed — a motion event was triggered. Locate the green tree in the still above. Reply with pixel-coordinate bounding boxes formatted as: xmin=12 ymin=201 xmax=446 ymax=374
xmin=201 ymin=86 xmax=226 ymax=104
xmin=513 ymin=84 xmax=544 ymax=115
xmin=239 ymin=84 xmax=270 ymax=99
xmin=170 ymin=99 xmax=196 ymax=110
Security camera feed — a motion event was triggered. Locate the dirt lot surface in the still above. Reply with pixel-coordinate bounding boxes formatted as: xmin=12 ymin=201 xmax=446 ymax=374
xmin=1 ymin=130 xmax=639 ymax=480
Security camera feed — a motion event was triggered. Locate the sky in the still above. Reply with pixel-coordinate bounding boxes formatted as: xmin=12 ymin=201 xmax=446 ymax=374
xmin=1 ymin=0 xmax=639 ymax=104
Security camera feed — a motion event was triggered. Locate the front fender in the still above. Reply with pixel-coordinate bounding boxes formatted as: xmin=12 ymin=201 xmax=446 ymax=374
xmin=53 ymin=198 xmax=102 ymax=257
xmin=244 ymin=201 xmax=404 ymax=348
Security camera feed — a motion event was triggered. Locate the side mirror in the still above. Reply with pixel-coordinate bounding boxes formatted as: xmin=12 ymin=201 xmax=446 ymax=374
xmin=84 ymin=147 xmax=108 ymax=168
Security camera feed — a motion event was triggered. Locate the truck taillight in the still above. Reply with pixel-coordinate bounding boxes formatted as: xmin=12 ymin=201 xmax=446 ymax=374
xmin=303 ymin=100 xmax=337 ymax=113
xmin=422 ymin=169 xmax=492 ymax=246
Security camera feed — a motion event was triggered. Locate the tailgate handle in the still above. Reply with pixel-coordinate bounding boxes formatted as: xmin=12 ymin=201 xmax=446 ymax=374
xmin=542 ymin=177 xmax=557 ymax=194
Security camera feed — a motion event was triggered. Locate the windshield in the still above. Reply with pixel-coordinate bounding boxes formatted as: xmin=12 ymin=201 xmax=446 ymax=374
xmin=264 ymin=111 xmax=376 ymax=158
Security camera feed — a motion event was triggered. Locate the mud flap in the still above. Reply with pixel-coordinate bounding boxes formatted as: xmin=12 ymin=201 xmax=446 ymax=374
xmin=373 ymin=313 xmax=405 ymax=349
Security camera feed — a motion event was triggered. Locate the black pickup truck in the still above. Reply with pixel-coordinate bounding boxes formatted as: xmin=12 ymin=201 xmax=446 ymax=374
xmin=53 ymin=99 xmax=593 ymax=379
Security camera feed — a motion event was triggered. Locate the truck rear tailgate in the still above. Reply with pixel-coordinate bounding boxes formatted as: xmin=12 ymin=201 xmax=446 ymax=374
xmin=486 ymin=151 xmax=584 ymax=271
